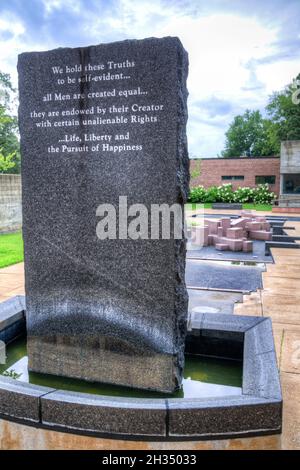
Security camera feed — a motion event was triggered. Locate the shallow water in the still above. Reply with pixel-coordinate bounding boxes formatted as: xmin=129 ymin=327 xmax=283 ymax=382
xmin=0 ymin=336 xmax=242 ymax=399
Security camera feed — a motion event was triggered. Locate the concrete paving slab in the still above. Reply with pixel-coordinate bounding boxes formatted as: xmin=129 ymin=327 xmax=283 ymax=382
xmin=272 ymin=324 xmax=284 ymax=368
xmin=266 ymin=264 xmax=300 ymax=278
xmin=281 ymin=372 xmax=300 ymax=450
xmin=269 ymin=256 xmax=300 ymax=266
xmin=262 ymin=274 xmax=300 ymax=292
xmin=234 ymin=291 xmax=262 ymax=317
xmin=281 ymin=331 xmax=300 ymax=374
xmin=188 ymin=288 xmax=243 ymax=315
xmin=3 ymin=287 xmax=25 ymax=297
xmin=0 ymin=263 xmax=24 ymax=274
xmin=186 ymin=259 xmax=263 ymax=292
xmin=272 ymin=248 xmax=300 ymax=258
xmin=261 ymin=292 xmax=300 ymax=325
xmin=270 ymin=323 xmax=300 ymax=332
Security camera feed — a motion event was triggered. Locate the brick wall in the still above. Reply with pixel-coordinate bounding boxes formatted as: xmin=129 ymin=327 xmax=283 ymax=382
xmin=190 ymin=157 xmax=280 ymax=196
xmin=0 ymin=174 xmax=22 ymax=233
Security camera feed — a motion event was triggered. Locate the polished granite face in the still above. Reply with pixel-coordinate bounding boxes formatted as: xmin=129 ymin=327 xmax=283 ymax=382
xmin=18 ymin=37 xmax=189 ymax=393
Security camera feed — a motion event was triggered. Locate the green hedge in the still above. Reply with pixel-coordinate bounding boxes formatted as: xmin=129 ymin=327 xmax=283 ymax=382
xmin=188 ymin=183 xmax=276 ymax=204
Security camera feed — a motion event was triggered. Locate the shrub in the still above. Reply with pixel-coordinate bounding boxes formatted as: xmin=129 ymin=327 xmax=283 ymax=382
xmin=188 ymin=185 xmax=206 ymax=203
xmin=253 ymin=184 xmax=276 ymax=204
xmin=233 ymin=186 xmax=254 ymax=203
xmin=188 ymin=183 xmax=276 ymax=204
xmin=204 ymin=186 xmax=219 ymax=203
xmin=216 ymin=184 xmax=235 ymax=202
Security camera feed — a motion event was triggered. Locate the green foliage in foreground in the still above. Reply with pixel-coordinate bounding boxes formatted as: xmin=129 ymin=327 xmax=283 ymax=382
xmin=2 ymin=369 xmax=22 ymax=380
xmin=0 ymin=231 xmax=23 ymax=268
xmin=0 ymin=71 xmax=20 ymax=174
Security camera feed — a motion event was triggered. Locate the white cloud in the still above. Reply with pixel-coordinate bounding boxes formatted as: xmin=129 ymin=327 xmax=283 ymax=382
xmin=0 ymin=0 xmax=299 ymax=157
xmin=257 ymin=60 xmax=300 ymax=95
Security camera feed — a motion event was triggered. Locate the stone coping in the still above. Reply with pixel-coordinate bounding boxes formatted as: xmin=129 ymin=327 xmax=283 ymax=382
xmin=211 ymin=203 xmax=243 ymax=210
xmin=265 ymin=241 xmax=300 ymax=256
xmin=0 ymin=296 xmax=282 ymax=440
xmin=0 ymin=296 xmax=26 ymax=344
xmin=0 ymin=296 xmax=25 ymax=331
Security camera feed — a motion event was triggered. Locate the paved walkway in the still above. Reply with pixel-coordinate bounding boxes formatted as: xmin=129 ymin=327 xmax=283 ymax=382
xmin=235 ymin=219 xmax=300 ymax=450
xmin=0 ymin=263 xmax=24 ymax=302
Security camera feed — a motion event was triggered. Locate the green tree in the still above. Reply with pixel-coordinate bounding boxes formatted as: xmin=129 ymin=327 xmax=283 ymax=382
xmin=266 ymin=73 xmax=300 ymax=142
xmin=190 ymin=159 xmax=201 ymax=179
xmin=221 ymin=74 xmax=300 ymax=158
xmin=0 ymin=72 xmax=20 ymax=174
xmin=221 ymin=109 xmax=278 ymax=157
xmin=0 ymin=150 xmax=16 ymax=172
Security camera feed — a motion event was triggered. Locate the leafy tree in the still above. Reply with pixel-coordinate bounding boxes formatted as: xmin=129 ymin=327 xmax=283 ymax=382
xmin=190 ymin=159 xmax=201 ymax=179
xmin=221 ymin=109 xmax=278 ymax=157
xmin=0 ymin=149 xmax=16 ymax=172
xmin=266 ymin=73 xmax=300 ymax=142
xmin=0 ymin=72 xmax=20 ymax=174
xmin=221 ymin=74 xmax=300 ymax=158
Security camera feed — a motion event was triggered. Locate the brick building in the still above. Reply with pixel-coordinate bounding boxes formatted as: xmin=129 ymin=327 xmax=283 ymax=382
xmin=190 ymin=156 xmax=280 ymax=196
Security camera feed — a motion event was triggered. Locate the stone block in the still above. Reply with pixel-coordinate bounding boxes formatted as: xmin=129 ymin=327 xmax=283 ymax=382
xmin=203 ymin=225 xmax=209 ymax=246
xmin=231 ymin=217 xmax=251 ymax=229
xmin=219 ymin=237 xmax=243 ymax=251
xmin=208 ymin=234 xmax=218 ymax=246
xmin=220 ymin=218 xmax=231 ymax=231
xmin=245 ymin=222 xmax=262 ymax=231
xmin=226 ymin=227 xmax=244 ymax=239
xmin=204 ymin=219 xmax=220 ymax=235
xmin=217 ymin=226 xmax=224 ymax=237
xmin=215 ymin=243 xmax=229 ymax=251
xmin=250 ymin=230 xmax=272 ymax=241
xmin=261 ymin=222 xmax=271 ymax=231
xmin=241 ymin=210 xmax=253 ymax=217
xmin=228 ymin=239 xmax=243 ymax=251
xmin=193 ymin=225 xmax=208 ymax=247
xmin=243 ymin=240 xmax=253 ymax=252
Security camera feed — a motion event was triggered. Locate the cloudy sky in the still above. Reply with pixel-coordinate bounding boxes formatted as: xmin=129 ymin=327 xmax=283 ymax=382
xmin=0 ymin=0 xmax=299 ymax=157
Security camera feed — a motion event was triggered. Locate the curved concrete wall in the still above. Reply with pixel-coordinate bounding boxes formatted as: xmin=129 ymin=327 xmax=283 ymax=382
xmin=0 ymin=418 xmax=281 ymax=450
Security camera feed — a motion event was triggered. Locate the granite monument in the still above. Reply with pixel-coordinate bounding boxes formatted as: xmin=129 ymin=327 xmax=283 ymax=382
xmin=18 ymin=37 xmax=189 ymax=393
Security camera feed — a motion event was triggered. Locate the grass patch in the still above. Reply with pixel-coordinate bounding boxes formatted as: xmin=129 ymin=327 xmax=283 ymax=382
xmin=242 ymin=203 xmax=273 ymax=211
xmin=186 ymin=203 xmax=273 ymax=211
xmin=0 ymin=231 xmax=24 ymax=269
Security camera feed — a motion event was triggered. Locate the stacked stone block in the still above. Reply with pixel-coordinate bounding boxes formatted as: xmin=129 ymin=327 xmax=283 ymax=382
xmin=190 ymin=212 xmax=272 ymax=253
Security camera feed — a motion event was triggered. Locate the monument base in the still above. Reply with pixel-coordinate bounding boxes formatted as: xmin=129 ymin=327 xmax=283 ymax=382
xmin=27 ymin=335 xmax=179 ymax=394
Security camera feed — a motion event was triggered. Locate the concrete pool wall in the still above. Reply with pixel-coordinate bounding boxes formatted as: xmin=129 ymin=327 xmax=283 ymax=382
xmin=0 ymin=296 xmax=282 ymax=448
